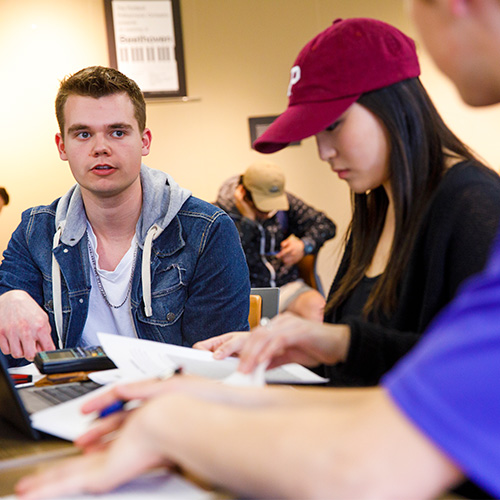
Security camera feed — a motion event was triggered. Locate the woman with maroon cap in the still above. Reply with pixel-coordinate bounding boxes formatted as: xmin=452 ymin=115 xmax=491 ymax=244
xmin=196 ymin=17 xmax=500 ymax=387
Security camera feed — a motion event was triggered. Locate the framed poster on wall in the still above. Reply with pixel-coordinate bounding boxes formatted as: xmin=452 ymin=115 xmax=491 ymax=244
xmin=104 ymin=0 xmax=187 ymax=98
xmin=248 ymin=115 xmax=301 ymax=149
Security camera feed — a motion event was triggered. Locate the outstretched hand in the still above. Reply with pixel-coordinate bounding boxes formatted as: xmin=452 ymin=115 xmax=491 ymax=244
xmin=15 ymin=376 xmax=284 ymax=499
xmin=237 ymin=313 xmax=351 ymax=374
xmin=195 ymin=313 xmax=351 ymax=376
xmin=76 ymin=374 xmax=267 ymax=452
xmin=15 ymin=394 xmax=177 ymax=500
xmin=0 ymin=290 xmax=55 ymax=360
xmin=75 ymin=377 xmax=172 ymax=451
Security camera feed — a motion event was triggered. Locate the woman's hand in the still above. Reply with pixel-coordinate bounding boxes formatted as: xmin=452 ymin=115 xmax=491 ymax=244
xmin=237 ymin=312 xmax=351 ymax=374
xmin=193 ymin=331 xmax=251 ymax=359
xmin=195 ymin=313 xmax=351 ymax=375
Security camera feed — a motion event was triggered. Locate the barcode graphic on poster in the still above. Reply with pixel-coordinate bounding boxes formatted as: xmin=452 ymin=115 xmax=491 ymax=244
xmin=118 ymin=46 xmax=172 ymax=63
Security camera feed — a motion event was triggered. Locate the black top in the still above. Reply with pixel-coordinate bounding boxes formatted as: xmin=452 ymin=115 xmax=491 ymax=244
xmin=322 ymin=161 xmax=500 ymax=386
xmin=336 ymin=275 xmax=379 ymax=320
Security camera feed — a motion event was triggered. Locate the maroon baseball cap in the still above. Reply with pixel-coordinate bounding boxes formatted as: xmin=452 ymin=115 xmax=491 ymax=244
xmin=253 ymin=18 xmax=420 ymax=154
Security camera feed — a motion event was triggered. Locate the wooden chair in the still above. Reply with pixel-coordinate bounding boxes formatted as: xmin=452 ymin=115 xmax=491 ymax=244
xmin=297 ymin=253 xmax=324 ymax=296
xmin=248 ymin=294 xmax=263 ymax=329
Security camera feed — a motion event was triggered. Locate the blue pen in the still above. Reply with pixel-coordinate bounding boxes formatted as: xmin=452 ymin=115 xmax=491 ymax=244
xmin=98 ymin=366 xmax=183 ymax=419
xmin=99 ymin=400 xmax=125 ymax=418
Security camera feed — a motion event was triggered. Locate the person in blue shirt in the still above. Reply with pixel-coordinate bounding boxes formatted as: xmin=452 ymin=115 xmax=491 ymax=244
xmin=0 ymin=66 xmax=250 ymax=364
xmin=14 ymin=4 xmax=500 ymax=500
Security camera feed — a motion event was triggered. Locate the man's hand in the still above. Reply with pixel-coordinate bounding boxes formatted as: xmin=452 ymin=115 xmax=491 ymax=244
xmin=0 ymin=290 xmax=55 ymax=360
xmin=15 ymin=396 xmax=174 ymax=500
xmin=276 ymin=235 xmax=305 ymax=266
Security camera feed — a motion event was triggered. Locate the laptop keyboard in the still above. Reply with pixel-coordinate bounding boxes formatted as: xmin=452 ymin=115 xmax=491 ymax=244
xmin=35 ymin=383 xmax=96 ymax=404
xmin=19 ymin=381 xmax=101 ymax=414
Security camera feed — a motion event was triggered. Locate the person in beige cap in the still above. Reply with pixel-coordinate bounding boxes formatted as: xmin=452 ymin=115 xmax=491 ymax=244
xmin=215 ymin=161 xmax=336 ymax=321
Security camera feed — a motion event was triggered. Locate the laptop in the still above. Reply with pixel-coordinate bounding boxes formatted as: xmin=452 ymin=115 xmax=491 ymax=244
xmin=250 ymin=287 xmax=280 ymax=320
xmin=0 ymin=351 xmax=99 ymax=448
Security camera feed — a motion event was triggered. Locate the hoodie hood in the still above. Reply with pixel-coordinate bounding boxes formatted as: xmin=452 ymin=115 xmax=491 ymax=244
xmin=54 ymin=165 xmax=191 ymax=246
xmin=51 ymin=165 xmax=191 ymax=344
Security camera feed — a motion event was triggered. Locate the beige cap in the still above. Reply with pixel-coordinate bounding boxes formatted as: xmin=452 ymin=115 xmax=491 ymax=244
xmin=242 ymin=161 xmax=289 ymax=212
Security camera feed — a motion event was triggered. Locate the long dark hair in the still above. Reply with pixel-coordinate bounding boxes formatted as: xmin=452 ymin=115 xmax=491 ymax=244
xmin=325 ymin=77 xmax=477 ymax=319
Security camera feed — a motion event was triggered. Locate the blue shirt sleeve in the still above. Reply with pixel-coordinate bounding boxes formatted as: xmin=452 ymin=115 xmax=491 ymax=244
xmin=383 ymin=234 xmax=500 ymax=497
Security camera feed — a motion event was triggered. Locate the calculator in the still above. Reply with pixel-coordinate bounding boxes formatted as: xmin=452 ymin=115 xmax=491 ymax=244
xmin=34 ymin=346 xmax=116 ymax=374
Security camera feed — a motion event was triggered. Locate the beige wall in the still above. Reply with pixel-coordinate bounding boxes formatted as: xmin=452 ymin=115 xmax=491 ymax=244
xmin=2 ymin=0 xmax=500 ymax=292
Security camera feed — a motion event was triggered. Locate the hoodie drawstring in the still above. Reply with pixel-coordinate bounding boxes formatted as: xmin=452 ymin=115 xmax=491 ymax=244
xmin=52 ymin=226 xmax=64 ymax=349
xmin=258 ymin=223 xmax=277 ymax=287
xmin=142 ymin=224 xmax=161 ymax=317
xmin=53 ymin=222 xmax=160 ymax=339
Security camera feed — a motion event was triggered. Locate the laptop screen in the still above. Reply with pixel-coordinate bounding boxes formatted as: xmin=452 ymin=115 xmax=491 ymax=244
xmin=0 ymin=353 xmax=38 ymax=439
xmin=250 ymin=287 xmax=280 ymax=319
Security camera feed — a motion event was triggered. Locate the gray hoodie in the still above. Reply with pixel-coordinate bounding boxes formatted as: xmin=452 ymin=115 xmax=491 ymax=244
xmin=51 ymin=164 xmax=191 ymax=344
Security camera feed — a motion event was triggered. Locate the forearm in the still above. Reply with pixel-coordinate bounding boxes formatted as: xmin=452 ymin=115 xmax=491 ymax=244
xmin=162 ymin=376 xmax=371 ymax=409
xmin=15 ymin=383 xmax=463 ymax=500
xmin=340 ymin=318 xmax=421 ymax=384
xmin=298 ymin=217 xmax=336 ymax=249
xmin=155 ymin=388 xmax=462 ymax=499
xmin=151 ymin=393 xmax=318 ymax=499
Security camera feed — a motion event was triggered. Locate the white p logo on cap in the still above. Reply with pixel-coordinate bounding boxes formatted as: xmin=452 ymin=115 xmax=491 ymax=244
xmin=287 ymin=66 xmax=301 ymax=97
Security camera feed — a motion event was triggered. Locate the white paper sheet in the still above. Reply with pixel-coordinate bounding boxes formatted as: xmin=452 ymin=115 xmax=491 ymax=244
xmin=223 ymin=361 xmax=268 ymax=387
xmin=97 ymin=332 xmax=328 ymax=385
xmin=30 ymin=383 xmax=113 ymax=441
xmin=30 ymin=334 xmax=327 ymax=440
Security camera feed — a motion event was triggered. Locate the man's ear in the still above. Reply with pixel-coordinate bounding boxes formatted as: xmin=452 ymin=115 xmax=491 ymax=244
xmin=55 ymin=133 xmax=68 ymax=161
xmin=449 ymin=0 xmax=471 ymax=16
xmin=141 ymin=128 xmax=152 ymax=157
xmin=235 ymin=184 xmax=246 ymax=197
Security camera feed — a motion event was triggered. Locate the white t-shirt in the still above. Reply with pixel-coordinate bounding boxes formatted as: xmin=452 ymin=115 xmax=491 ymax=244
xmin=80 ymin=224 xmax=138 ymax=347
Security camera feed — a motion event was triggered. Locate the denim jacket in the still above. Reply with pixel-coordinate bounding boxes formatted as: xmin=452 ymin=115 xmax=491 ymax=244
xmin=0 ymin=165 xmax=250 ymax=361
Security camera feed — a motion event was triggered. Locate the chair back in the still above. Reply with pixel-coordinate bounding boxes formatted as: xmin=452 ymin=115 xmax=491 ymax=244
xmin=297 ymin=254 xmax=324 ymax=296
xmin=248 ymin=294 xmax=263 ymax=329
